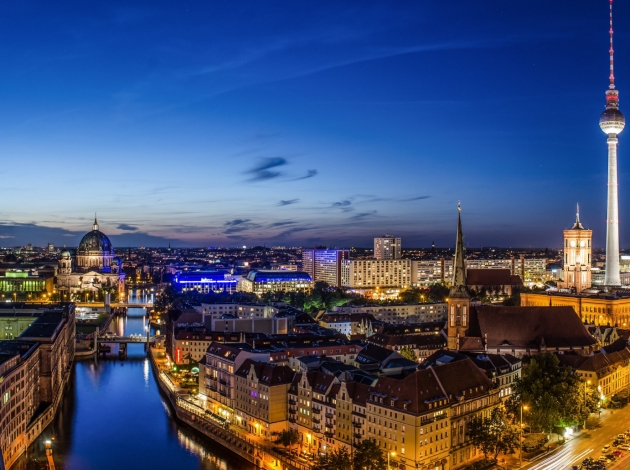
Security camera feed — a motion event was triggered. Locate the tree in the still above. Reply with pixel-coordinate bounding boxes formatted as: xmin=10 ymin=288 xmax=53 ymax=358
xmin=426 ymin=283 xmax=449 ymax=302
xmin=467 ymin=407 xmax=519 ymax=462
xmin=352 ymin=440 xmax=386 ymax=470
xmin=398 ymin=346 xmax=417 ymax=362
xmin=399 ymin=288 xmax=422 ymax=303
xmin=318 ymin=446 xmax=352 ymax=470
xmin=274 ymin=429 xmax=300 ymax=452
xmin=508 ymin=353 xmax=595 ymax=433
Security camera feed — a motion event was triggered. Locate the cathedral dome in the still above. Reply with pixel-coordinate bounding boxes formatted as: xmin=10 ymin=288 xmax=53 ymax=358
xmin=77 ymin=218 xmax=113 ymax=255
xmin=78 ymin=230 xmax=113 ymax=254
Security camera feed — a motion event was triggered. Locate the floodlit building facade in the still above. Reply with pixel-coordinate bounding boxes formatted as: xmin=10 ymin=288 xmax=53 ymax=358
xmin=340 ymin=259 xmax=411 ymax=289
xmin=238 ymin=270 xmax=312 ymax=294
xmin=374 ymin=235 xmax=401 ymax=260
xmin=301 ymin=249 xmax=349 ymax=287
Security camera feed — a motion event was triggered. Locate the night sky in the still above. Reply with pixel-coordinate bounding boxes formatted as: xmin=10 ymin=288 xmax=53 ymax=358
xmin=0 ymin=1 xmax=628 ymax=249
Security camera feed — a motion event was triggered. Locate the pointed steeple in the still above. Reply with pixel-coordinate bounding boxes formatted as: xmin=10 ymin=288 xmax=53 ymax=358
xmin=571 ymin=203 xmax=584 ymax=230
xmin=93 ymin=214 xmax=99 ymax=231
xmin=450 ymin=202 xmax=467 ymax=294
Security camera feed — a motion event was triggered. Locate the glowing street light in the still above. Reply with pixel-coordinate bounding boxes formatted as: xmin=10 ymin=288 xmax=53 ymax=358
xmin=388 ymin=451 xmax=396 ymax=470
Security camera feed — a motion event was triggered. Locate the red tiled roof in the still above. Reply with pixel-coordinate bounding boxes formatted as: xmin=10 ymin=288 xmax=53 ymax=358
xmin=466 ymin=269 xmax=523 ymax=287
xmin=462 ymin=306 xmax=596 ymax=350
xmin=368 ymin=358 xmax=494 ymax=415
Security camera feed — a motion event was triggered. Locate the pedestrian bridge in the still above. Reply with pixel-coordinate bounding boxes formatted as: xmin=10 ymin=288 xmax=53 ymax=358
xmin=86 ymin=334 xmax=164 ymax=344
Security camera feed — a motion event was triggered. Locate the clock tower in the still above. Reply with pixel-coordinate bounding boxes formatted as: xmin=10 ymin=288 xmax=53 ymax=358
xmin=562 ymin=205 xmax=592 ymax=292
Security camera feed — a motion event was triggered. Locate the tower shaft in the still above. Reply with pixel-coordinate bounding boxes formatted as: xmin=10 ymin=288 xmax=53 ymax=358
xmin=605 ymin=135 xmax=621 ymax=285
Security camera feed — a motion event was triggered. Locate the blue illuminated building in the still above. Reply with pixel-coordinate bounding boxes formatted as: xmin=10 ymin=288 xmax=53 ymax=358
xmin=238 ymin=270 xmax=312 ymax=294
xmin=174 ymin=271 xmax=237 ymax=293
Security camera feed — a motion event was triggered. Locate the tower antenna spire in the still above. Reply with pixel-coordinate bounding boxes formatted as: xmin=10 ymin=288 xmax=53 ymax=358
xmin=609 ymin=0 xmax=615 ymax=89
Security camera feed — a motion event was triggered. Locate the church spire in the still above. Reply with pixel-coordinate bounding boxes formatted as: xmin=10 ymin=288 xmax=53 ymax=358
xmin=451 ymin=202 xmax=467 ymax=292
xmin=572 ymin=203 xmax=584 ymax=230
xmin=93 ymin=214 xmax=99 ymax=231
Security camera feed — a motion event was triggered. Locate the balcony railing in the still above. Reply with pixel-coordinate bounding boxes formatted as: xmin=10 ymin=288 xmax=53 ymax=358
xmin=288 ymin=398 xmax=297 ymax=406
xmin=312 ymin=408 xmax=321 ymax=415
xmin=289 ymin=418 xmax=296 ymax=424
xmin=324 ymin=431 xmax=334 ymax=438
xmin=352 ymin=421 xmax=362 ymax=429
xmin=354 ymin=432 xmax=362 ymax=439
xmin=325 ymin=412 xmax=334 ymax=419
xmin=312 ymin=417 xmax=321 ymax=424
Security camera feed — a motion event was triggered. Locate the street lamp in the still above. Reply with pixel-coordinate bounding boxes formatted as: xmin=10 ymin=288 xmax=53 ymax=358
xmin=388 ymin=450 xmax=396 ymax=470
xmin=584 ymin=380 xmax=591 ymax=429
xmin=520 ymin=404 xmax=528 ymax=468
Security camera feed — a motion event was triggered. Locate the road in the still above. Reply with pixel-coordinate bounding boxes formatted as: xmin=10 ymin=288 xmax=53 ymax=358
xmin=522 ymin=407 xmax=630 ymax=470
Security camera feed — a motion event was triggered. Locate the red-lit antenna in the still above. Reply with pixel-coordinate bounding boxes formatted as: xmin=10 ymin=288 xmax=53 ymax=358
xmin=609 ymin=0 xmax=615 ymax=89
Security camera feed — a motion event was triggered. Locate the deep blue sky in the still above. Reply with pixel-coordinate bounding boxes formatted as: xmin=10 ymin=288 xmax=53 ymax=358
xmin=0 ymin=1 xmax=628 ymax=248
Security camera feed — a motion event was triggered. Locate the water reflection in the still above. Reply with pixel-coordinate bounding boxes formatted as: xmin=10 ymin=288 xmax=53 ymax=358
xmin=11 ymin=310 xmax=253 ymax=470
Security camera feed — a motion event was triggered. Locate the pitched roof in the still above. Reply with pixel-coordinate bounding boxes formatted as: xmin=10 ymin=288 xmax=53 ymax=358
xmin=466 ymin=269 xmax=523 ymax=287
xmin=368 ymin=333 xmax=446 ymax=350
xmin=557 ymin=348 xmax=630 ymax=374
xmin=368 ymin=358 xmax=494 ymax=415
xmin=235 ymin=358 xmax=295 ymax=385
xmin=461 ymin=305 xmax=596 ymax=350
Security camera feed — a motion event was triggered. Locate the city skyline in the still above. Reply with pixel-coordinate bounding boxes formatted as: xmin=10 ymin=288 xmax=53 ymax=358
xmin=0 ymin=1 xmax=629 ymax=248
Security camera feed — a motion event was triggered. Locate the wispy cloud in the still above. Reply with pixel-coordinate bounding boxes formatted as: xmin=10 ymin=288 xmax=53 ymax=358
xmin=269 ymin=220 xmax=297 ymax=228
xmin=224 ymin=219 xmax=261 ymax=234
xmin=117 ymin=223 xmax=138 ymax=231
xmin=277 ymin=226 xmax=311 ymax=238
xmin=277 ymin=199 xmax=300 ymax=206
xmin=402 ymin=195 xmax=431 ymax=201
xmin=293 ymin=169 xmax=318 ymax=180
xmin=351 ymin=211 xmax=378 ymax=220
xmin=244 ymin=157 xmax=287 ymax=182
xmin=331 ymin=200 xmax=354 ymax=212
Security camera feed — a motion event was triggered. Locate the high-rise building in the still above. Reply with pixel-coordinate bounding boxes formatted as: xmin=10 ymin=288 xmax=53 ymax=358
xmin=340 ymin=258 xmax=411 ymax=289
xmin=301 ymin=248 xmax=349 ymax=287
xmin=374 ymin=234 xmax=401 ymax=259
xmin=600 ymin=0 xmax=625 ymax=286
xmin=560 ymin=206 xmax=592 ymax=292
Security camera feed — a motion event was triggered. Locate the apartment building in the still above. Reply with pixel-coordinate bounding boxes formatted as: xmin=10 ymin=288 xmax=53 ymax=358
xmin=412 ymin=258 xmax=547 ymax=286
xmin=366 ymin=358 xmax=499 ymax=470
xmin=334 ymin=303 xmax=447 ymax=324
xmin=557 ymin=348 xmax=630 ymax=401
xmin=366 ymin=333 xmax=446 ymax=362
xmin=374 ymin=235 xmax=402 ymax=260
xmin=0 ymin=303 xmax=75 ymax=470
xmin=200 ymin=342 xmax=280 ymax=420
xmin=302 ymin=249 xmax=349 ymax=287
xmin=340 ymin=259 xmax=411 ymax=289
xmin=318 ymin=313 xmax=377 ymax=337
xmin=288 ymin=371 xmax=340 ymax=453
xmin=233 ymin=359 xmax=295 ymax=438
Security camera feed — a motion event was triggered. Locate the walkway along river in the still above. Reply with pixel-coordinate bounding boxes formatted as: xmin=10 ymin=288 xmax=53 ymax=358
xmin=10 ymin=308 xmax=254 ymax=470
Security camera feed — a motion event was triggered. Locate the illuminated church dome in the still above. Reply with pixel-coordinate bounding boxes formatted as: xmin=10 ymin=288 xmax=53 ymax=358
xmin=76 ymin=218 xmax=114 ymax=272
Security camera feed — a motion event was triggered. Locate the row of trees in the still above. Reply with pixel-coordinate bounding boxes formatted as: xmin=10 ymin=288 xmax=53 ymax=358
xmin=274 ymin=430 xmax=386 ymax=470
xmin=466 ymin=353 xmax=601 ymax=463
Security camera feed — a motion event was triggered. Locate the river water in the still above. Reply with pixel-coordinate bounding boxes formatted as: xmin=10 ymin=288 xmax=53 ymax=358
xmin=10 ymin=293 xmax=254 ymax=470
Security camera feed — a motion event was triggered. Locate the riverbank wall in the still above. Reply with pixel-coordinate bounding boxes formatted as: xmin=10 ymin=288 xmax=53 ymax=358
xmin=148 ymin=347 xmax=310 ymax=470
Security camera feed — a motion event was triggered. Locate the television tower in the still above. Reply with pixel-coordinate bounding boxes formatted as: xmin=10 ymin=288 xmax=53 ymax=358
xmin=600 ymin=0 xmax=625 ymax=286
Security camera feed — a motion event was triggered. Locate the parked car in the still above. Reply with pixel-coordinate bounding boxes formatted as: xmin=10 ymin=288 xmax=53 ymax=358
xmin=602 ymin=445 xmax=612 ymax=453
xmin=612 ymin=450 xmax=623 ymax=458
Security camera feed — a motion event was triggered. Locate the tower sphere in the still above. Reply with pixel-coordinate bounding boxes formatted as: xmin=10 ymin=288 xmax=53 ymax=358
xmin=600 ymin=107 xmax=625 ymax=135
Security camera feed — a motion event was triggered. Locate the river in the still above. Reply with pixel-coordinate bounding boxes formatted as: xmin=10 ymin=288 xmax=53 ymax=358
xmin=10 ymin=296 xmax=254 ymax=470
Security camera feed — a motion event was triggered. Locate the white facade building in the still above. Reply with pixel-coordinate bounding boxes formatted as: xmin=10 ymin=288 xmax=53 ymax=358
xmin=340 ymin=259 xmax=411 ymax=289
